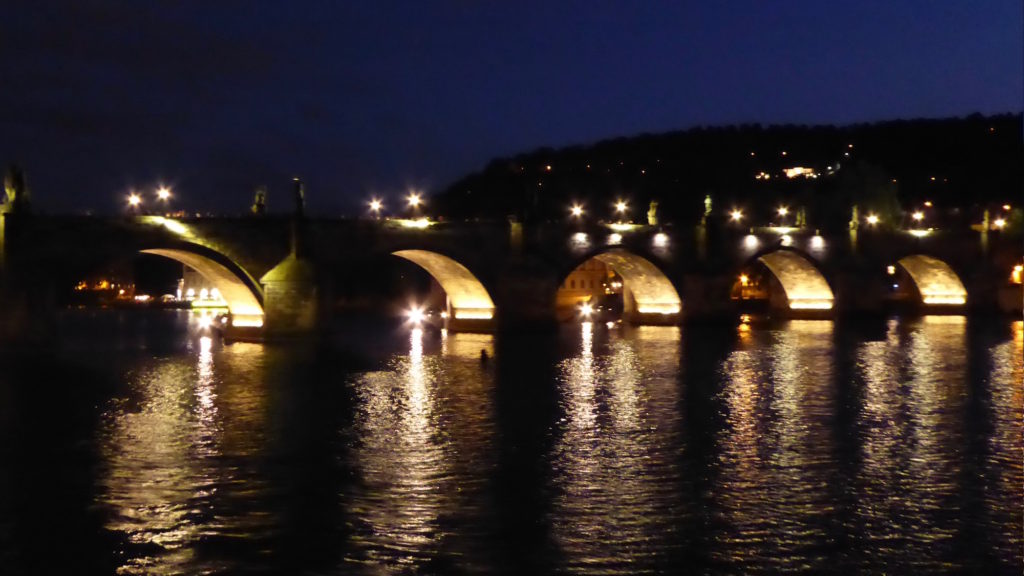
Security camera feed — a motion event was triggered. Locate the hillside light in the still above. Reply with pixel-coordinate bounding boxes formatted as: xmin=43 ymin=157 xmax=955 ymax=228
xmin=866 ymin=214 xmax=880 ymax=225
xmin=994 ymin=218 xmax=1006 ymax=229
xmin=156 ymin=186 xmax=171 ymax=201
xmin=730 ymin=209 xmax=743 ymax=222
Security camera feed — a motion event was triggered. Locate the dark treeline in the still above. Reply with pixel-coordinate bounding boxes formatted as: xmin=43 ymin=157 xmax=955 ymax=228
xmin=434 ymin=113 xmax=1022 ymax=232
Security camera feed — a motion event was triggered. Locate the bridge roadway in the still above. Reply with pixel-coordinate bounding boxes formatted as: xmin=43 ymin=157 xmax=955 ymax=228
xmin=0 ymin=213 xmax=1019 ymax=341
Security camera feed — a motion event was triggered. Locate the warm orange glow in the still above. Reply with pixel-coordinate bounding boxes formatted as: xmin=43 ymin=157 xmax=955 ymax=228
xmin=993 ymin=218 xmax=1006 ymax=229
xmin=1012 ymin=265 xmax=1022 ymax=285
xmin=1003 ymin=204 xmax=1012 ymax=211
xmin=912 ymin=211 xmax=924 ymax=221
xmin=739 ymin=274 xmax=749 ymax=286
xmin=866 ymin=214 xmax=879 ymax=225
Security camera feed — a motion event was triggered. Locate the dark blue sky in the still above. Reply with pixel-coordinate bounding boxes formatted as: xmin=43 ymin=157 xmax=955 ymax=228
xmin=2 ymin=1 xmax=1020 ymax=214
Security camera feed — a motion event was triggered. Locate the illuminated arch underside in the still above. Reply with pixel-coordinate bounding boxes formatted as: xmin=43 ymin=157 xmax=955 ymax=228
xmin=593 ymin=249 xmax=681 ymax=314
xmin=757 ymin=251 xmax=834 ymax=310
xmin=392 ymin=250 xmax=495 ymax=319
xmin=141 ymin=249 xmax=264 ymax=324
xmin=897 ymin=255 xmax=967 ymax=305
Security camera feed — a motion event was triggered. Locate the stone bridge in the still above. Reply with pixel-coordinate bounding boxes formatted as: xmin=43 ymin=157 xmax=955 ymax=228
xmin=0 ymin=213 xmax=1019 ymax=341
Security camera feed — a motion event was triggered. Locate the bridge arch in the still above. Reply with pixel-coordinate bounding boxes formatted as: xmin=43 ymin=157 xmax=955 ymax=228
xmin=141 ymin=245 xmax=265 ymax=325
xmin=391 ymin=249 xmax=495 ymax=321
xmin=558 ymin=247 xmax=681 ymax=322
xmin=743 ymin=248 xmax=834 ymax=311
xmin=895 ymin=254 xmax=967 ymax=305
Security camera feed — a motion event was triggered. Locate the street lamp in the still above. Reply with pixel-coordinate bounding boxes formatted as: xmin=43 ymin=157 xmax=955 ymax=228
xmin=614 ymin=200 xmax=628 ymax=220
xmin=368 ymin=198 xmax=383 ymax=216
xmin=994 ymin=218 xmax=1006 ymax=229
xmin=866 ymin=214 xmax=879 ymax=225
xmin=777 ymin=206 xmax=789 ymax=217
xmin=730 ymin=209 xmax=743 ymax=222
xmin=407 ymin=192 xmax=422 ymax=208
xmin=570 ymin=204 xmax=583 ymax=218
xmin=156 ymin=186 xmax=171 ymax=201
xmin=912 ymin=211 xmax=924 ymax=222
xmin=127 ymin=193 xmax=141 ymax=210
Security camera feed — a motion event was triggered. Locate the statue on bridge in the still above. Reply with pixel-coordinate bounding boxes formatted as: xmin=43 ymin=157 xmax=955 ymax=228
xmin=292 ymin=177 xmax=305 ymax=217
xmin=647 ymin=200 xmax=659 ymax=226
xmin=3 ymin=164 xmax=31 ymax=213
xmin=251 ymin=186 xmax=267 ymax=216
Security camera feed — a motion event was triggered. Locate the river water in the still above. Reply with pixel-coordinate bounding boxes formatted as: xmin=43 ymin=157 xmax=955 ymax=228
xmin=0 ymin=311 xmax=1020 ymax=574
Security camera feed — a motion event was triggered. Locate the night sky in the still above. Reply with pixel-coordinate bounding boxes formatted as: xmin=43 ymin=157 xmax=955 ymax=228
xmin=2 ymin=1 xmax=1020 ymax=215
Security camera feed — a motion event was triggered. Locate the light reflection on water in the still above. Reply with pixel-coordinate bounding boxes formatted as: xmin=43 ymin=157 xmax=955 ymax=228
xmin=1 ymin=311 xmax=1018 ymax=574
xmin=550 ymin=324 xmax=685 ymax=574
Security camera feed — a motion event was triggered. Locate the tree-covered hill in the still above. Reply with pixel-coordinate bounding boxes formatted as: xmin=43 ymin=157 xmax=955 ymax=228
xmin=434 ymin=113 xmax=1022 ymax=232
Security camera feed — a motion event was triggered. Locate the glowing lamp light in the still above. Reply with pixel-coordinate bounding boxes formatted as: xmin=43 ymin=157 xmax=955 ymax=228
xmin=1003 ymin=204 xmax=1012 ymax=211
xmin=580 ymin=303 xmax=593 ymax=317
xmin=780 ymin=234 xmax=793 ymax=246
xmin=127 ymin=193 xmax=141 ymax=207
xmin=866 ymin=214 xmax=880 ymax=225
xmin=887 ymin=265 xmax=896 ymax=275
xmin=810 ymin=235 xmax=825 ymax=249
xmin=453 ymin=309 xmax=494 ymax=320
xmin=739 ymin=274 xmax=749 ymax=287
xmin=912 ymin=211 xmax=924 ymax=221
xmin=156 ymin=187 xmax=171 ymax=201
xmin=232 ymin=316 xmax=264 ymax=328
xmin=198 ymin=316 xmax=212 ymax=329
xmin=397 ymin=218 xmax=432 ymax=229
xmin=1011 ymin=264 xmax=1022 ymax=285
xmin=777 ymin=206 xmax=789 ymax=217
xmin=730 ymin=209 xmax=743 ymax=222
xmin=608 ymin=233 xmax=622 ymax=244
xmin=636 ymin=304 xmax=681 ymax=315
xmin=570 ymin=204 xmax=583 ymax=217
xmin=615 ymin=200 xmax=628 ymax=214
xmin=407 ymin=192 xmax=422 ymax=207
xmin=368 ymin=198 xmax=383 ymax=213
xmin=406 ymin=306 xmax=425 ymax=325
xmin=788 ymin=299 xmax=834 ymax=310
xmin=923 ymin=201 xmax=933 ymax=207
xmin=572 ymin=232 xmax=589 ymax=245
xmin=909 ymin=229 xmax=930 ymax=238
xmin=744 ymin=234 xmax=759 ymax=249
xmin=653 ymin=232 xmax=668 ymax=247
xmin=993 ymin=218 xmax=1006 ymax=229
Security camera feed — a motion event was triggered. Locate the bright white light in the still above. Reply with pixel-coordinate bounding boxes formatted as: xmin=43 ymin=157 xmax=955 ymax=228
xmin=866 ymin=214 xmax=879 ymax=225
xmin=607 ymin=222 xmax=638 ymax=232
xmin=232 ymin=316 xmax=264 ymax=328
xmin=210 ymin=288 xmax=221 ymax=300
xmin=407 ymin=192 xmax=422 ymax=207
xmin=653 ymin=232 xmax=668 ymax=247
xmin=406 ymin=306 xmax=425 ymax=324
xmin=810 ymin=235 xmax=824 ymax=249
xmin=909 ymin=229 xmax=930 ymax=237
xmin=615 ymin=200 xmax=628 ymax=213
xmin=608 ymin=233 xmax=622 ymax=244
xmin=605 ymin=321 xmax=615 ymax=328
xmin=156 ymin=187 xmax=171 ymax=201
xmin=127 ymin=193 xmax=141 ymax=207
xmin=570 ymin=204 xmax=583 ymax=217
xmin=397 ymin=218 xmax=431 ymax=228
xmin=788 ymin=300 xmax=834 ymax=310
xmin=912 ymin=211 xmax=924 ymax=221
xmin=186 ymin=288 xmax=195 ymax=298
xmin=730 ymin=209 xmax=743 ymax=222
xmin=777 ymin=206 xmax=789 ymax=217
xmin=923 ymin=296 xmax=966 ymax=305
xmin=993 ymin=218 xmax=1006 ymax=229
xmin=369 ymin=198 xmax=383 ymax=212
xmin=453 ymin=309 xmax=494 ymax=320
xmin=1003 ymin=204 xmax=1012 ymax=211
xmin=780 ymin=234 xmax=793 ymax=246
xmin=573 ymin=232 xmax=588 ymax=245
xmin=199 ymin=288 xmax=209 ymax=300
xmin=580 ymin=303 xmax=593 ymax=317
xmin=744 ymin=234 xmax=759 ymax=249
xmin=636 ymin=304 xmax=681 ymax=314
xmin=887 ymin=265 xmax=896 ymax=275
xmin=198 ymin=316 xmax=212 ymax=329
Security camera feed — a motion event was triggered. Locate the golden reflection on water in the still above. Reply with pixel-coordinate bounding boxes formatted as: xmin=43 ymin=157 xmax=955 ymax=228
xmin=346 ymin=329 xmax=497 ymax=572
xmin=714 ymin=320 xmax=835 ymax=572
xmin=550 ymin=324 xmax=683 ymax=574
xmin=855 ymin=316 xmax=974 ymax=571
xmin=97 ymin=338 xmax=268 ymax=575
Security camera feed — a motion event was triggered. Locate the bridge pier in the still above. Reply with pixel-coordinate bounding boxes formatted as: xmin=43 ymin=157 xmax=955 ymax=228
xmin=257 ymin=253 xmax=321 ymax=340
